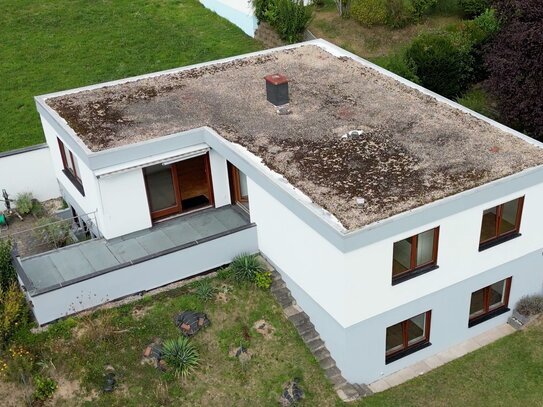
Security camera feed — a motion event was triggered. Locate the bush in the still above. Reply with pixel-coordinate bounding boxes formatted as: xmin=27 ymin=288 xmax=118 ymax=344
xmin=33 ymin=375 xmax=57 ymax=401
xmin=515 ymin=295 xmax=543 ymax=317
xmin=0 ymin=239 xmax=16 ymax=290
xmin=374 ymin=52 xmax=420 ymax=83
xmin=459 ymin=0 xmax=490 ymax=18
xmin=162 ymin=336 xmax=199 ymax=379
xmin=386 ymin=0 xmax=414 ymax=28
xmin=406 ymin=31 xmax=474 ymax=98
xmin=412 ymin=0 xmax=437 ymax=18
xmin=194 ymin=279 xmax=216 ymax=302
xmin=351 ymin=0 xmax=388 ymax=27
xmin=464 ymin=8 xmax=500 ymax=45
xmin=230 ymin=254 xmax=265 ymax=283
xmin=0 ymin=283 xmax=28 ymax=349
xmin=15 ymin=192 xmax=34 ymax=215
xmin=253 ymin=0 xmax=273 ymax=22
xmin=34 ymin=216 xmax=72 ymax=247
xmin=265 ymin=0 xmax=313 ymax=43
xmin=255 ymin=271 xmax=273 ymax=290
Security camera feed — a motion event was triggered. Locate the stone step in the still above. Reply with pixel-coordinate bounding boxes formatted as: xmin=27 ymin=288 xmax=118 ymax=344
xmin=319 ymin=356 xmax=335 ymax=370
xmin=288 ymin=312 xmax=310 ymax=327
xmin=324 ymin=366 xmax=342 ymax=380
xmin=337 ymin=383 xmax=363 ymax=402
xmin=297 ymin=320 xmax=315 ymax=336
xmin=301 ymin=328 xmax=320 ymax=343
xmin=330 ymin=374 xmax=348 ymax=389
xmin=353 ymin=383 xmax=373 ymax=397
xmin=306 ymin=338 xmax=325 ymax=353
xmin=313 ymin=347 xmax=330 ymax=361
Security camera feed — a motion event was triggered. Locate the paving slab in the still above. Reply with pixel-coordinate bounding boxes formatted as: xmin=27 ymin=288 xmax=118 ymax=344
xmin=49 ymin=248 xmax=95 ymax=281
xmin=213 ymin=208 xmax=248 ymax=229
xmin=79 ymin=240 xmax=120 ymax=271
xmin=369 ymin=379 xmax=391 ymax=393
xmin=160 ymin=222 xmax=202 ymax=246
xmin=135 ymin=230 xmax=176 ymax=254
xmin=108 ymin=239 xmax=149 ymax=263
xmin=187 ymin=214 xmax=228 ymax=237
xmin=21 ymin=256 xmax=64 ymax=290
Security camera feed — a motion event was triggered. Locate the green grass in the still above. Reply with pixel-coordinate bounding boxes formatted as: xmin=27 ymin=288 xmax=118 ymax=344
xmin=362 ymin=321 xmax=543 ymax=406
xmin=456 ymin=85 xmax=500 ymax=120
xmin=0 ymin=0 xmax=261 ymax=152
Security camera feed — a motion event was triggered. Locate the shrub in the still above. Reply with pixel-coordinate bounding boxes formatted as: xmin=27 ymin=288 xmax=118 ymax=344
xmin=15 ymin=192 xmax=34 ymax=216
xmin=412 ymin=0 xmax=437 ymax=18
xmin=385 ymin=0 xmax=414 ymax=28
xmin=230 ymin=254 xmax=265 ymax=283
xmin=34 ymin=216 xmax=72 ymax=247
xmin=0 ymin=239 xmax=16 ymax=290
xmin=255 ymin=271 xmax=273 ymax=290
xmin=162 ymin=336 xmax=199 ymax=379
xmin=194 ymin=279 xmax=216 ymax=302
xmin=406 ymin=31 xmax=474 ymax=98
xmin=515 ymin=295 xmax=543 ymax=317
xmin=253 ymin=0 xmax=273 ymax=22
xmin=33 ymin=375 xmax=57 ymax=401
xmin=464 ymin=8 xmax=500 ymax=45
xmin=459 ymin=0 xmax=490 ymax=18
xmin=351 ymin=0 xmax=388 ymax=27
xmin=374 ymin=52 xmax=420 ymax=83
xmin=265 ymin=0 xmax=313 ymax=43
xmin=0 ymin=283 xmax=28 ymax=349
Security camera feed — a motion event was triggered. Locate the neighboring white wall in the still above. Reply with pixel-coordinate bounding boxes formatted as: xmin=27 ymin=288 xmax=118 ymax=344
xmin=0 ymin=146 xmax=60 ymax=211
xmin=26 ymin=226 xmax=258 ymax=325
xmin=199 ymin=0 xmax=258 ymax=37
xmin=97 ymin=169 xmax=152 ymax=239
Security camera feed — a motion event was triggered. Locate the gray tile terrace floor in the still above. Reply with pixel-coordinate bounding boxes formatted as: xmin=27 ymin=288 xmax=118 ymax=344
xmin=19 ymin=205 xmax=250 ymax=294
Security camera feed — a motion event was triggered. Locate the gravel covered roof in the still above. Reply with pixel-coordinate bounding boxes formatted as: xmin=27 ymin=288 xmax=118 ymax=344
xmin=46 ymin=44 xmax=543 ymax=231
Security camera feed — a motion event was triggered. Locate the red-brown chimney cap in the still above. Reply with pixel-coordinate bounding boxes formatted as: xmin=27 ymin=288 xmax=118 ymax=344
xmin=264 ymin=73 xmax=288 ymax=86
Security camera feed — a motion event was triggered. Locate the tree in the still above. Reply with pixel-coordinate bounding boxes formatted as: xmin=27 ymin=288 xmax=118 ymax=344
xmin=484 ymin=0 xmax=543 ymax=140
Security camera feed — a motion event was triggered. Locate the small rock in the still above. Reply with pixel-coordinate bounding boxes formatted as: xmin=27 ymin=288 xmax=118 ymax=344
xmin=175 ymin=311 xmax=210 ymax=337
xmin=253 ymin=319 xmax=275 ymax=339
xmin=279 ymin=380 xmax=304 ymax=406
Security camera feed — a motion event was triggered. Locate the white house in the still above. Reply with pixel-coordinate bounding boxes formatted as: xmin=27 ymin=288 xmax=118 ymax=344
xmin=19 ymin=40 xmax=543 ymax=387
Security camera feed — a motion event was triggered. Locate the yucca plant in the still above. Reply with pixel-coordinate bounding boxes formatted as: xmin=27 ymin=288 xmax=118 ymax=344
xmin=230 ymin=254 xmax=265 ymax=283
xmin=161 ymin=336 xmax=199 ymax=379
xmin=194 ymin=279 xmax=216 ymax=302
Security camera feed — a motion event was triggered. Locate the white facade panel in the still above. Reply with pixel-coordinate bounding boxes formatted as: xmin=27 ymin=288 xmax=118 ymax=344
xmin=0 ymin=146 xmax=60 ymax=211
xmin=97 ymin=169 xmax=152 ymax=239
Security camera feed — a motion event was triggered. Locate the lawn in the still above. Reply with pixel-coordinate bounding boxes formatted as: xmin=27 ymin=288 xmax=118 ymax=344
xmin=1 ymin=272 xmax=341 ymax=406
xmin=0 ymin=0 xmax=262 ymax=152
xmin=309 ymin=0 xmax=464 ymax=60
xmin=2 ymin=267 xmax=543 ymax=406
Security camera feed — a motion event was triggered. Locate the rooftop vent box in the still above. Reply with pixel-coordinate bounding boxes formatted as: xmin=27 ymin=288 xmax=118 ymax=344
xmin=264 ymin=74 xmax=289 ymax=106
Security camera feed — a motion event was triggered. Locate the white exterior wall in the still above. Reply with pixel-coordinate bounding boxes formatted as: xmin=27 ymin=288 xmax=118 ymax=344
xmin=199 ymin=0 xmax=258 ymax=37
xmin=97 ymin=170 xmax=152 ymax=238
xmin=343 ymin=183 xmax=543 ymax=326
xmin=39 ymin=116 xmax=103 ymax=226
xmin=248 ymin=179 xmax=350 ymax=369
xmin=0 ymin=146 xmax=60 ymax=211
xmin=26 ymin=226 xmax=258 ymax=325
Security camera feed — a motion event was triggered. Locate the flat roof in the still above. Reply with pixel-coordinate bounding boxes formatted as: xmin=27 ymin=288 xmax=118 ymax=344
xmin=45 ymin=43 xmax=543 ymax=231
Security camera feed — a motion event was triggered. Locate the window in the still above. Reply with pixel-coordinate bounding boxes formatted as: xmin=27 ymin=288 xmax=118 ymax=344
xmin=479 ymin=197 xmax=524 ymax=250
xmin=386 ymin=311 xmax=431 ymax=363
xmin=392 ymin=227 xmax=439 ymax=284
xmin=469 ymin=278 xmax=511 ymax=327
xmin=58 ymin=138 xmax=84 ymax=195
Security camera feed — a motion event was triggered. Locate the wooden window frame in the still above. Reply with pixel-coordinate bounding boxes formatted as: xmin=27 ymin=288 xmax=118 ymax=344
xmin=57 ymin=138 xmax=85 ymax=195
xmin=385 ymin=311 xmax=432 ymax=364
xmin=468 ymin=277 xmax=512 ymax=327
xmin=479 ymin=197 xmax=524 ymax=251
xmin=392 ymin=227 xmax=440 ymax=285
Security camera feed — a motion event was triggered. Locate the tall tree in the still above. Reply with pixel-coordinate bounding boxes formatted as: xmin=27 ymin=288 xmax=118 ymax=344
xmin=484 ymin=0 xmax=543 ymax=140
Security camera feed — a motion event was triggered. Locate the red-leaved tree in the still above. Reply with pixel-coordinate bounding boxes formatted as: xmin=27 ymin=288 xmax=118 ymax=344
xmin=484 ymin=0 xmax=543 ymax=140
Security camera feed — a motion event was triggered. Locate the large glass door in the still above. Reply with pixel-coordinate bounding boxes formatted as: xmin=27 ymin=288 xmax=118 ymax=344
xmin=144 ymin=164 xmax=181 ymax=220
xmin=144 ymin=153 xmax=214 ymax=221
xmin=228 ymin=162 xmax=249 ymax=212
